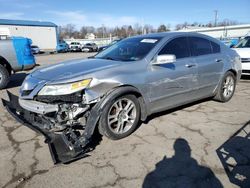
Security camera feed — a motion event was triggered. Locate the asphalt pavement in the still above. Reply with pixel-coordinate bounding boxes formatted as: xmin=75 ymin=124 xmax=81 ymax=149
xmin=0 ymin=52 xmax=250 ymax=188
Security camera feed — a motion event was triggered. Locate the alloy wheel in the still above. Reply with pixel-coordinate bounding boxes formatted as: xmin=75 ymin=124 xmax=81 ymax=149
xmin=107 ymin=98 xmax=137 ymax=134
xmin=222 ymin=75 xmax=235 ymax=98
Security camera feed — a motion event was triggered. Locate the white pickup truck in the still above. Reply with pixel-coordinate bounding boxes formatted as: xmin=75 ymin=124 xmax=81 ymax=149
xmin=0 ymin=37 xmax=35 ymax=89
xmin=233 ymin=36 xmax=250 ymax=75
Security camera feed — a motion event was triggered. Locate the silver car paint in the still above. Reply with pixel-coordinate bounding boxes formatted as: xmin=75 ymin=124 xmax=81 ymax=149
xmin=0 ymin=39 xmax=19 ymax=70
xmin=19 ymin=32 xmax=242 ymax=116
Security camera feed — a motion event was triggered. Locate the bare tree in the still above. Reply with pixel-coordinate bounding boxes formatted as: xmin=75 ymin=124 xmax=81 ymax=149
xmin=157 ymin=24 xmax=168 ymax=32
xmin=127 ymin=25 xmax=134 ymax=37
xmin=218 ymin=19 xmax=239 ymax=26
xmin=62 ymin=24 xmax=76 ymax=38
xmin=80 ymin=26 xmax=88 ymax=38
xmin=144 ymin=24 xmax=155 ymax=34
xmin=133 ymin=23 xmax=142 ymax=35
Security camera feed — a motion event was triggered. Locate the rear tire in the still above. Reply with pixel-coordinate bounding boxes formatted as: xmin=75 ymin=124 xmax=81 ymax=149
xmin=0 ymin=64 xmax=10 ymax=89
xmin=99 ymin=94 xmax=140 ymax=140
xmin=214 ymin=71 xmax=236 ymax=102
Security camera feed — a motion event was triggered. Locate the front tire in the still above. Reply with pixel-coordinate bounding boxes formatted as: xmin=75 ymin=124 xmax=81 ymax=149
xmin=99 ymin=94 xmax=140 ymax=140
xmin=214 ymin=71 xmax=236 ymax=102
xmin=0 ymin=64 xmax=10 ymax=89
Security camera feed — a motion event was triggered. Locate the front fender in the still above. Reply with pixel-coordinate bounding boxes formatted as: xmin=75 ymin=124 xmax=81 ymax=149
xmin=83 ymin=86 xmax=148 ymax=141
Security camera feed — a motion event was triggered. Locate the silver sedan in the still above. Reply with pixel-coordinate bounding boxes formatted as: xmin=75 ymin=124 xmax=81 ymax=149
xmin=3 ymin=32 xmax=242 ymax=163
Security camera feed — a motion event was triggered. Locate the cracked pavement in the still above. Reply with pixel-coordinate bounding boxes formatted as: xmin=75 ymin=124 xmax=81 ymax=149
xmin=0 ymin=53 xmax=250 ymax=188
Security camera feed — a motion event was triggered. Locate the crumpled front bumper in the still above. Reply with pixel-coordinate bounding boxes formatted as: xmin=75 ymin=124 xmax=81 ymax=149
xmin=2 ymin=91 xmax=91 ymax=164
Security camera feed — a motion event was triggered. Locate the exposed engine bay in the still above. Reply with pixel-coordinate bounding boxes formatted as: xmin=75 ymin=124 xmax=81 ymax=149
xmin=2 ymin=90 xmax=105 ymax=164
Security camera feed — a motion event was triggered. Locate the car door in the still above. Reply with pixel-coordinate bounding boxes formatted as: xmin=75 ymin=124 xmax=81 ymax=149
xmin=188 ymin=37 xmax=224 ymax=97
xmin=147 ymin=37 xmax=199 ymax=113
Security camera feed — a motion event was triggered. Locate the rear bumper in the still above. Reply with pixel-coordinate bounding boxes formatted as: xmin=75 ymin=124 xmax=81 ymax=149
xmin=23 ymin=63 xmax=36 ymax=71
xmin=242 ymin=62 xmax=250 ymax=75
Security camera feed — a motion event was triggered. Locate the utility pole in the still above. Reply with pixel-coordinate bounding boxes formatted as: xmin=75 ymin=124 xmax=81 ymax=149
xmin=214 ymin=10 xmax=218 ymax=27
xmin=102 ymin=24 xmax=104 ymax=38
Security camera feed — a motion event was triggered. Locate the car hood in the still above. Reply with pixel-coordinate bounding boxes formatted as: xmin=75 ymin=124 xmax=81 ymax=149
xmin=233 ymin=48 xmax=250 ymax=58
xmin=31 ymin=58 xmax=122 ymax=82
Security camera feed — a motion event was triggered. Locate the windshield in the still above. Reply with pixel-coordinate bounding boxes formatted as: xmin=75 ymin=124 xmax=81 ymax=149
xmin=95 ymin=37 xmax=162 ymax=61
xmin=235 ymin=37 xmax=250 ymax=48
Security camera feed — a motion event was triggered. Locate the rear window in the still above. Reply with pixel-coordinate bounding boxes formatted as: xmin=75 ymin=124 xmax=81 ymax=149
xmin=210 ymin=41 xmax=220 ymax=53
xmin=189 ymin=37 xmax=212 ymax=56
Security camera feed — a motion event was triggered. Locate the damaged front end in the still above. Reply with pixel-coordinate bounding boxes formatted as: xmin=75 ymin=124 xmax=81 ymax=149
xmin=2 ymin=90 xmax=104 ymax=164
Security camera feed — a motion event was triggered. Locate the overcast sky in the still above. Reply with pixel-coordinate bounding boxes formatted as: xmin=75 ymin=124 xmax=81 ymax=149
xmin=0 ymin=0 xmax=249 ymax=29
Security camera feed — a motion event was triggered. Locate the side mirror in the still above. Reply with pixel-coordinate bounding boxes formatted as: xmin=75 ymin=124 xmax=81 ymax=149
xmin=154 ymin=55 xmax=176 ymax=65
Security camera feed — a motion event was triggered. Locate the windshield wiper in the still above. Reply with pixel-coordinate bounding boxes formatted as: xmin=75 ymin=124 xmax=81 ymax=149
xmin=103 ymin=57 xmax=117 ymax=61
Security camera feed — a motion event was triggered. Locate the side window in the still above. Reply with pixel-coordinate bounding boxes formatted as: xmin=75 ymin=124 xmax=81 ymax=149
xmin=211 ymin=41 xmax=220 ymax=53
xmin=189 ymin=37 xmax=212 ymax=56
xmin=159 ymin=37 xmax=190 ymax=59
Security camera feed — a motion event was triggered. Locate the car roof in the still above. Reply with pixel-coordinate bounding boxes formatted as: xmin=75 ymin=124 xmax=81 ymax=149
xmin=128 ymin=31 xmax=220 ymax=44
xmin=130 ymin=31 xmax=213 ymax=39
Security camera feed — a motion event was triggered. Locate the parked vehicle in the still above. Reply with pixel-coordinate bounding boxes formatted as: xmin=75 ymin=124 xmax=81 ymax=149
xmin=31 ymin=45 xmax=40 ymax=54
xmin=3 ymin=32 xmax=241 ymax=163
xmin=0 ymin=37 xmax=35 ymax=89
xmin=98 ymin=39 xmax=123 ymax=52
xmin=69 ymin=42 xmax=82 ymax=52
xmin=232 ymin=36 xmax=250 ymax=75
xmin=57 ymin=41 xmax=69 ymax=53
xmin=221 ymin=38 xmax=239 ymax=48
xmin=82 ymin=43 xmax=98 ymax=52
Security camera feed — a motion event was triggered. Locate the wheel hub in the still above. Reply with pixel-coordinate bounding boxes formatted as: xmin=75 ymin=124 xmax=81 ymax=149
xmin=107 ymin=98 xmax=136 ymax=134
xmin=118 ymin=110 xmax=128 ymax=121
xmin=223 ymin=75 xmax=235 ymax=98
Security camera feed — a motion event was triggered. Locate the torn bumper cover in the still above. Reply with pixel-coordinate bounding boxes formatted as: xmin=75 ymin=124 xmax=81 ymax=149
xmin=2 ymin=91 xmax=99 ymax=164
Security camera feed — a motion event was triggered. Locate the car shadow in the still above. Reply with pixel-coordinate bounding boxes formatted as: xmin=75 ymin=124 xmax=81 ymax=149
xmin=87 ymin=129 xmax=103 ymax=151
xmin=143 ymin=138 xmax=223 ymax=188
xmin=6 ymin=72 xmax=27 ymax=89
xmin=216 ymin=121 xmax=250 ymax=188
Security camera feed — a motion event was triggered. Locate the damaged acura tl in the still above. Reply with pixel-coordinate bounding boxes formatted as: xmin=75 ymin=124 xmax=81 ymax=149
xmin=3 ymin=32 xmax=241 ymax=163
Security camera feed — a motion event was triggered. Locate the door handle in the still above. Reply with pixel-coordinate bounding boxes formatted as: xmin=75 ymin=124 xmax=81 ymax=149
xmin=185 ymin=64 xmax=196 ymax=68
xmin=216 ymin=59 xmax=223 ymax=62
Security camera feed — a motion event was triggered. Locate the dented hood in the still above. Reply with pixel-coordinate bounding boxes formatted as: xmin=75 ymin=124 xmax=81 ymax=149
xmin=31 ymin=58 xmax=121 ymax=81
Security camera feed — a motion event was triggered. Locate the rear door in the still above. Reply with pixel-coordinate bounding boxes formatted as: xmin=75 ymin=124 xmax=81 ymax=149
xmin=188 ymin=37 xmax=224 ymax=97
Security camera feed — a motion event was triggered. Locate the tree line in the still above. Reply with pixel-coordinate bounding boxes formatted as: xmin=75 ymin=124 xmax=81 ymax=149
xmin=59 ymin=19 xmax=240 ymax=39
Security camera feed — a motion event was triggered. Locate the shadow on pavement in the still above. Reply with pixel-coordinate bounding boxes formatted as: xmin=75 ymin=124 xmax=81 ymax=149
xmin=6 ymin=72 xmax=27 ymax=89
xmin=216 ymin=121 xmax=250 ymax=188
xmin=144 ymin=97 xmax=211 ymax=124
xmin=143 ymin=138 xmax=223 ymax=188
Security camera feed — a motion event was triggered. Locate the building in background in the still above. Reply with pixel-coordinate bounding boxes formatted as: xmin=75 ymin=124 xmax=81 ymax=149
xmin=0 ymin=19 xmax=58 ymax=52
xmin=85 ymin=33 xmax=95 ymax=40
xmin=180 ymin=24 xmax=250 ymax=39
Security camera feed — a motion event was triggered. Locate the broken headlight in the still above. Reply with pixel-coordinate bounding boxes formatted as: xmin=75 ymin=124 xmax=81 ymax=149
xmin=38 ymin=79 xmax=92 ymax=96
